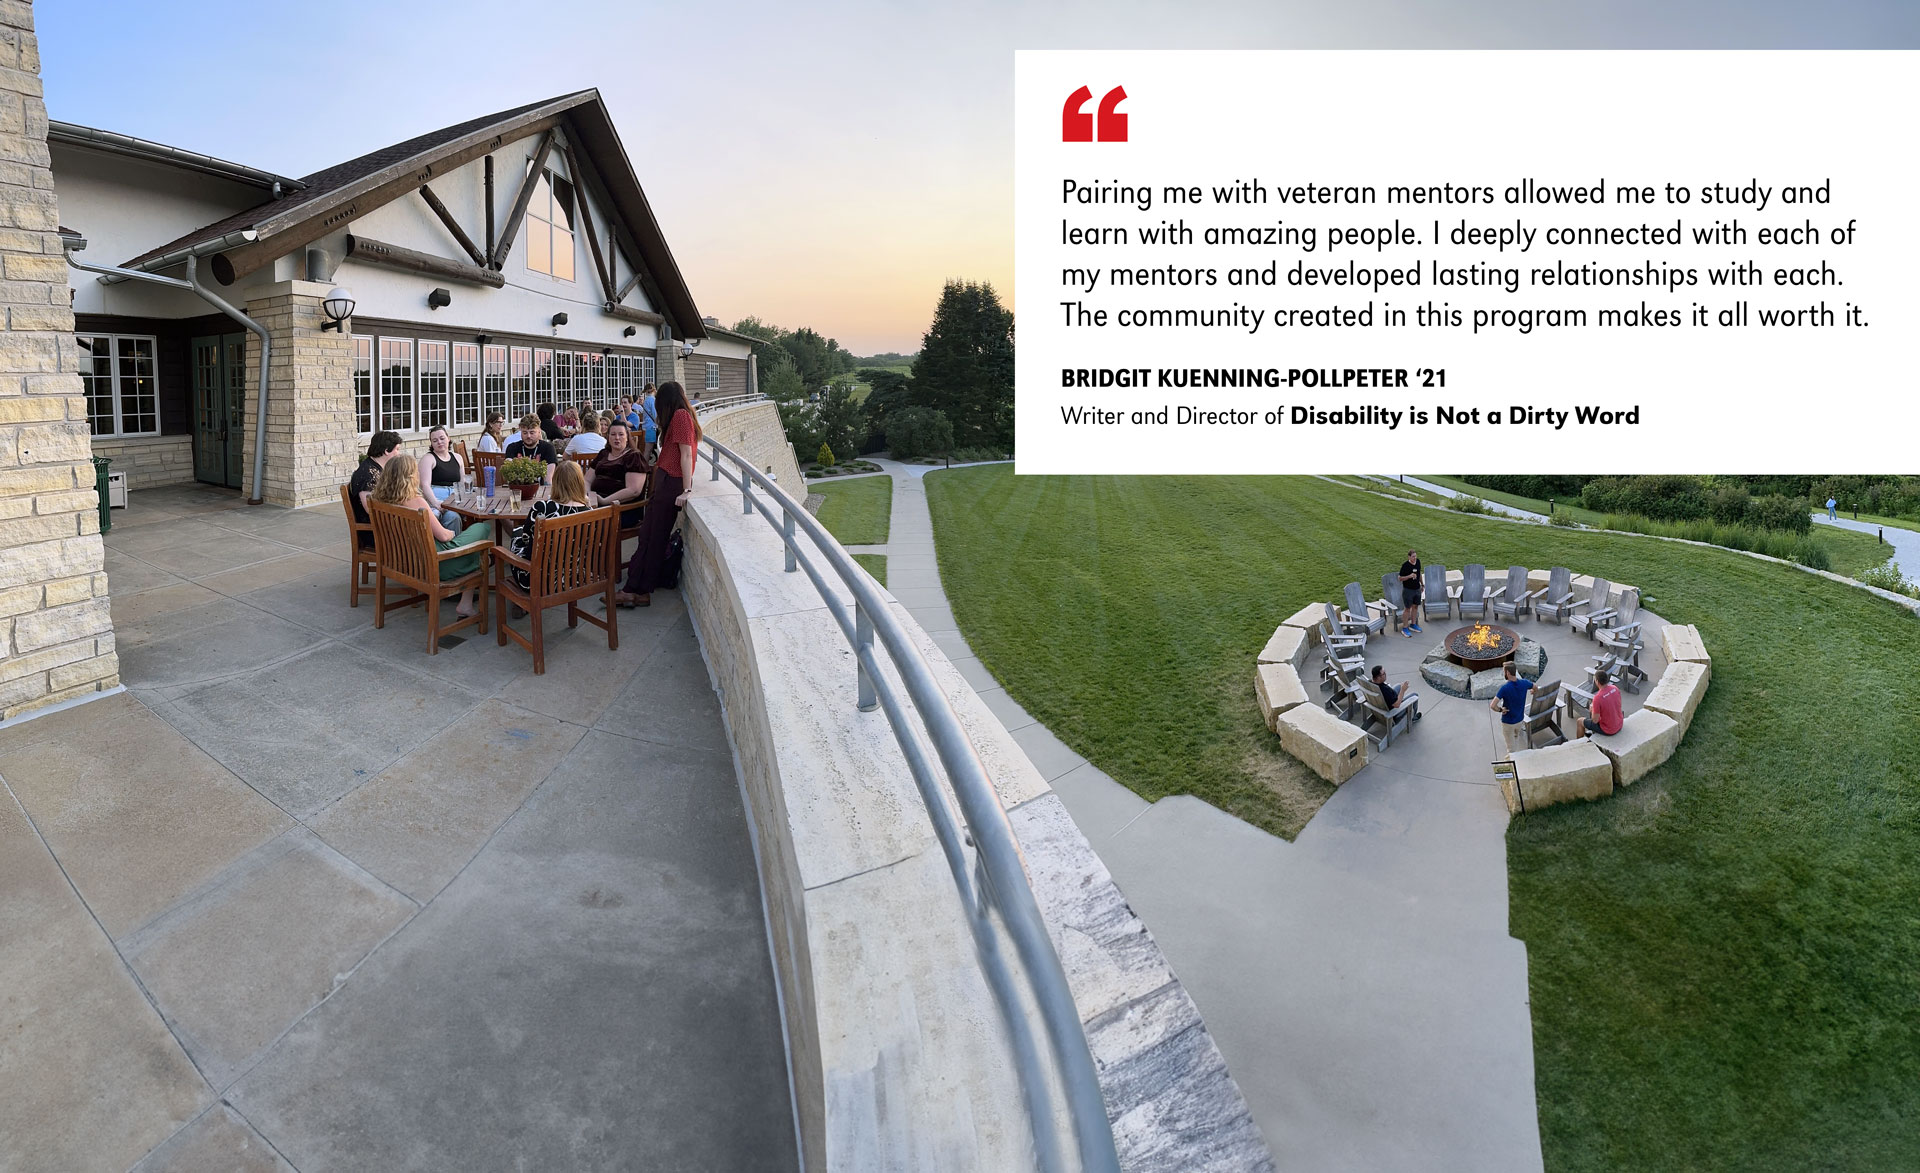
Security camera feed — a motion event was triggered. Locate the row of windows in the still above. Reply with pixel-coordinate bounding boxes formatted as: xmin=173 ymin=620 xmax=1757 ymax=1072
xmin=353 ymin=336 xmax=659 ymax=434
xmin=79 ymin=334 xmax=159 ymax=436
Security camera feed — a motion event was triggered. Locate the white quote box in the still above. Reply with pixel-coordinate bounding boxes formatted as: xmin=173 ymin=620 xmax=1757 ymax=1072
xmin=1014 ymin=50 xmax=1918 ymax=474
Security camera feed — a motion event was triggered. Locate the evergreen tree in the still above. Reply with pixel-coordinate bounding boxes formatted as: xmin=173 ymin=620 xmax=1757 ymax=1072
xmin=910 ymin=281 xmax=1014 ymax=449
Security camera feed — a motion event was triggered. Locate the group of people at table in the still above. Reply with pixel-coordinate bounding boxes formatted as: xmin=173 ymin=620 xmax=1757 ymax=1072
xmin=347 ymin=380 xmax=703 ymax=622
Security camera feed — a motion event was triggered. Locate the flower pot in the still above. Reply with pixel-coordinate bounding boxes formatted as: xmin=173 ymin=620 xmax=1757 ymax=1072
xmin=514 ymin=482 xmax=538 ymax=501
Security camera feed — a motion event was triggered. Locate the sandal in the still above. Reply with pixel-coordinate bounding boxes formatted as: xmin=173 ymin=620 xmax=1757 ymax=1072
xmin=613 ymin=592 xmax=651 ymax=608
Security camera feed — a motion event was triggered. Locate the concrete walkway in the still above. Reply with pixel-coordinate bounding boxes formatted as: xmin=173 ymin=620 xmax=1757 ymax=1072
xmin=2 ymin=485 xmax=795 ymax=1173
xmin=1813 ymin=512 xmax=1918 ymax=581
xmin=861 ymin=459 xmax=1547 ymax=1172
xmin=1396 ymin=476 xmax=1551 ymax=522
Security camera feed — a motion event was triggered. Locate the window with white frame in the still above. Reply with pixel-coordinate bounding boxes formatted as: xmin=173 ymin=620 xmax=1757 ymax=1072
xmin=483 ymin=345 xmax=508 ymax=421
xmin=583 ymin=352 xmax=603 ymax=406
xmin=452 ymin=343 xmax=481 ymax=425
xmin=378 ymin=338 xmax=414 ymax=432
xmin=352 ymin=336 xmax=373 ymax=433
xmin=533 ymin=348 xmax=552 ymax=409
xmin=78 ymin=334 xmax=159 ymax=436
xmin=705 ymin=361 xmax=720 ymax=392
xmin=552 ymin=350 xmax=572 ymax=406
xmin=510 ymin=347 xmax=532 ymax=418
xmin=418 ymin=341 xmax=450 ymax=428
xmin=523 ymin=169 xmax=575 ymax=282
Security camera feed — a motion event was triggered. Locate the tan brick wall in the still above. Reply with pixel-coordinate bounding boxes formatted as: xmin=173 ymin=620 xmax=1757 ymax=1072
xmin=241 ymin=284 xmax=356 ymax=508
xmin=0 ymin=6 xmax=118 ymax=720
xmin=90 ymin=434 xmax=194 ymax=489
xmin=699 ymin=400 xmax=802 ymax=494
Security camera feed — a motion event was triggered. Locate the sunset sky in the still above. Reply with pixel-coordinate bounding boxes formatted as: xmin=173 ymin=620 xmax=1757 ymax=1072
xmin=39 ymin=1 xmax=1915 ymax=354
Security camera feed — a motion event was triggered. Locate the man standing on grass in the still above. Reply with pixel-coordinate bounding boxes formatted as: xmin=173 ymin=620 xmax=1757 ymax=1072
xmin=1399 ymin=549 xmax=1424 ymax=636
xmin=1576 ymin=671 xmax=1625 ymax=740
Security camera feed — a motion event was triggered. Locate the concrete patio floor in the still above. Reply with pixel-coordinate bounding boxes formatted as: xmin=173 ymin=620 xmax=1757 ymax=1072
xmin=1 ymin=485 xmax=796 ymax=1172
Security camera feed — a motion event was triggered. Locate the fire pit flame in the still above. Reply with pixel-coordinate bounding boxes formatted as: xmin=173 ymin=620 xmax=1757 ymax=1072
xmin=1464 ymin=624 xmax=1501 ymax=653
xmin=1444 ymin=622 xmax=1520 ymax=672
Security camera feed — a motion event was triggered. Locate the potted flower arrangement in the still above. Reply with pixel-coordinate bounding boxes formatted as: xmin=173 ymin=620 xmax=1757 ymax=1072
xmin=499 ymin=456 xmax=546 ymax=501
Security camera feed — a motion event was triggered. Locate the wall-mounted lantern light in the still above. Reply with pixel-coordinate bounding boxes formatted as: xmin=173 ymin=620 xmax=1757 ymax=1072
xmin=550 ymin=312 xmax=569 ymax=328
xmin=622 ymin=326 xmax=637 ymax=338
xmin=475 ymin=334 xmax=491 ymax=346
xmin=427 ymin=287 xmax=452 ymax=311
xmin=600 ymin=346 xmax=612 ymax=356
xmin=320 ymin=287 xmax=355 ymax=332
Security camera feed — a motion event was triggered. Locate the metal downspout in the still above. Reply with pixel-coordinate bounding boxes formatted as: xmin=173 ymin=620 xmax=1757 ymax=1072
xmin=184 ymin=255 xmax=271 ymax=504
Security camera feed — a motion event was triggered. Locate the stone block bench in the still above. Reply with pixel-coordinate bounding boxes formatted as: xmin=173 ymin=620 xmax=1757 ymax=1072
xmin=1662 ymin=623 xmax=1711 ymax=666
xmin=1591 ymin=708 xmax=1681 ymax=787
xmin=1280 ymin=601 xmax=1328 ymax=646
xmin=1276 ymin=704 xmax=1369 ymax=785
xmin=1255 ymin=662 xmax=1311 ymax=731
xmin=1506 ymin=740 xmax=1614 ymax=811
xmin=1258 ymin=624 xmax=1310 ymax=670
xmin=1644 ymin=660 xmax=1710 ymax=738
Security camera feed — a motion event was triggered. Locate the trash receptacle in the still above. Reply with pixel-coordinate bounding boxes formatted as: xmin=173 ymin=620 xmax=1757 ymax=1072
xmin=91 ymin=456 xmax=111 ymax=534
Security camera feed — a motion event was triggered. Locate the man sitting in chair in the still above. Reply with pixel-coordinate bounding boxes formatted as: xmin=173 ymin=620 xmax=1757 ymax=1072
xmin=1575 ymin=671 xmax=1625 ymax=740
xmin=1370 ymin=665 xmax=1415 ymax=710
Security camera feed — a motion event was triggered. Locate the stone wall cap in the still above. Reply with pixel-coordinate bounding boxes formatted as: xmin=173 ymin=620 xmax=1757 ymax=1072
xmin=244 ymin=279 xmax=338 ymax=301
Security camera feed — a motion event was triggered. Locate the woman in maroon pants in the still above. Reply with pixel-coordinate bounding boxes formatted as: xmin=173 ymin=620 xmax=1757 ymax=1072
xmin=614 ymin=381 xmax=700 ymax=608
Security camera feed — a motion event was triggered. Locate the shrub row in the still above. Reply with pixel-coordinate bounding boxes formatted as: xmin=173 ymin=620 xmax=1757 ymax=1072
xmin=1581 ymin=475 xmax=1811 ymax=534
xmin=1598 ymin=514 xmax=1831 ymax=569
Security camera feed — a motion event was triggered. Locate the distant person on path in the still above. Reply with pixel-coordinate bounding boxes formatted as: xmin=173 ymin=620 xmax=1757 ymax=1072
xmin=1398 ymin=549 xmax=1424 ymax=636
xmin=1371 ymin=665 xmax=1415 ymax=709
xmin=1490 ymin=662 xmax=1532 ymax=725
xmin=1827 ymin=497 xmax=1838 ymax=521
xmin=1576 ymin=671 xmax=1625 ymax=739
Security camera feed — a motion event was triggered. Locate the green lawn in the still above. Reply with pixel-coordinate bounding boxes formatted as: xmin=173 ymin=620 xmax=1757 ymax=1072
xmin=853 ymin=552 xmax=887 ymax=586
xmin=809 ymin=473 xmax=891 ymax=546
xmin=925 ymin=466 xmax=1920 ymax=1171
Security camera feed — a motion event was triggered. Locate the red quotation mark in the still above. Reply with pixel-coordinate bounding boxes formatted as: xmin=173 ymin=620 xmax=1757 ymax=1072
xmin=1062 ymin=85 xmax=1127 ymax=142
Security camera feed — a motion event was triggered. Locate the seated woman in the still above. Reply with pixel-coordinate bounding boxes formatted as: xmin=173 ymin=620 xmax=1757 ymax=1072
xmin=506 ymin=460 xmax=594 ymax=591
xmin=474 ymin=411 xmax=510 ymax=454
xmin=537 ymin=402 xmax=564 ymax=443
xmin=564 ymin=411 xmax=607 ymax=456
xmin=557 ymin=403 xmax=579 ymax=433
xmin=370 ymin=454 xmax=491 ymax=618
xmin=588 ymin=420 xmax=649 ymax=530
xmin=417 ymin=425 xmax=465 ymax=525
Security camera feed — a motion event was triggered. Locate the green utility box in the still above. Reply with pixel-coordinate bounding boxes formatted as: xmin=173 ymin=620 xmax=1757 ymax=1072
xmin=92 ymin=456 xmax=111 ymax=534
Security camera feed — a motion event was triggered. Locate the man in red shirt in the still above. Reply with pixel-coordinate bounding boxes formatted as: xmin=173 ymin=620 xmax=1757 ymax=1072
xmin=1577 ymin=671 xmax=1625 ymax=739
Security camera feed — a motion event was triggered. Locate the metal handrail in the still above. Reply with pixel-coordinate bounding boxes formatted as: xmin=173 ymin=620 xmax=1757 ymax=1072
xmin=700 ymin=434 xmax=1119 ymax=1173
xmin=693 ymin=391 xmax=766 ymax=415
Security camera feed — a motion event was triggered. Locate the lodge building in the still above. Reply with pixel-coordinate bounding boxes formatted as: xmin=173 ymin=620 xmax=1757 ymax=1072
xmin=53 ymin=90 xmax=759 ymax=505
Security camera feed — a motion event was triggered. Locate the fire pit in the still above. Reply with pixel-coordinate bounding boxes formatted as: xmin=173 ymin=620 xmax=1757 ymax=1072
xmin=1446 ymin=623 xmax=1519 ymax=672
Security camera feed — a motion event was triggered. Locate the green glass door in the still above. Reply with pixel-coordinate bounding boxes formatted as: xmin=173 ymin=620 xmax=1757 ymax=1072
xmin=191 ymin=333 xmax=248 ymax=488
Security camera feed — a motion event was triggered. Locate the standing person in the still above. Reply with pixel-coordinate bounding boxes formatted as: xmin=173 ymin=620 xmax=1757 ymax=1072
xmin=1576 ymin=671 xmax=1625 ymax=740
xmin=614 ymin=381 xmax=698 ymax=608
xmin=476 ymin=411 xmax=510 ymax=454
xmin=622 ymin=395 xmax=641 ymax=432
xmin=369 ymin=455 xmax=490 ymax=618
xmin=564 ymin=411 xmax=607 ymax=456
xmin=1827 ymin=496 xmax=1838 ymax=521
xmin=589 ymin=420 xmax=649 ymax=531
xmin=349 ymin=431 xmax=402 ymax=545
xmin=1399 ymin=549 xmax=1425 ymax=636
xmin=640 ymin=383 xmax=658 ymax=459
xmin=1489 ymin=662 xmax=1532 ymax=727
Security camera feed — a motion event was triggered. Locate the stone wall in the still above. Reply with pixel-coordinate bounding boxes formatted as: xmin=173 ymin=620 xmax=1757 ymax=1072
xmin=698 ymin=399 xmax=801 ymax=493
xmin=91 ymin=434 xmax=194 ymax=489
xmin=0 ymin=6 xmax=119 ymax=720
xmin=241 ymin=282 xmax=356 ymax=508
xmin=680 ymin=477 xmax=1273 ymax=1172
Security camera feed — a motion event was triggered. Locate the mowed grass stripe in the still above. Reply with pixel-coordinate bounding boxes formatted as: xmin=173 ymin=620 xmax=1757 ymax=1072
xmin=925 ymin=466 xmax=1920 ymax=1171
xmin=808 ymin=473 xmax=891 ymax=547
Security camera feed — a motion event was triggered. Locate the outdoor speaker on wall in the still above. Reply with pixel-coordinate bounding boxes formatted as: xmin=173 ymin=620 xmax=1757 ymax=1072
xmin=551 ymin=312 xmax=569 ymax=328
xmin=427 ymin=287 xmax=452 ymax=310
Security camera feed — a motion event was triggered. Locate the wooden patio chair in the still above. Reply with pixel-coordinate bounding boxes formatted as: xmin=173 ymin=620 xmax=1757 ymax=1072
xmin=1488 ymin=565 xmax=1541 ymax=621
xmin=490 ymin=505 xmax=619 ymax=675
xmin=339 ymin=484 xmax=377 ymax=608
xmin=368 ymin=500 xmax=489 ymax=652
xmin=566 ymin=451 xmax=597 ymax=470
xmin=1322 ymin=660 xmax=1366 ymax=721
xmin=1521 ymin=678 xmax=1565 ymax=748
xmin=452 ymin=439 xmax=471 ymax=471
xmin=1534 ymin=567 xmax=1576 ymax=623
xmin=1341 ymin=582 xmax=1386 ymax=640
xmin=1377 ymin=571 xmax=1409 ymax=631
xmin=1457 ymin=564 xmax=1489 ymax=620
xmin=471 ymin=449 xmax=505 ymax=490
xmin=1568 ymin=578 xmax=1614 ymax=637
xmin=1422 ymin=562 xmax=1452 ymax=623
xmin=1356 ymin=678 xmax=1421 ymax=750
xmin=1319 ymin=602 xmax=1369 ymax=656
xmin=1319 ymin=639 xmax=1365 ymax=698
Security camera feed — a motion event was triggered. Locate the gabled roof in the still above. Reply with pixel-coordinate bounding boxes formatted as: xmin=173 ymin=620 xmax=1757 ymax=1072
xmin=120 ymin=91 xmax=705 ymax=337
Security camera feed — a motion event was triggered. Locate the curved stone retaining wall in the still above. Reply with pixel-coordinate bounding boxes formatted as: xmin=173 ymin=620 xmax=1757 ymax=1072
xmin=698 ymin=399 xmax=803 ymax=494
xmin=682 ymin=479 xmax=1273 ymax=1170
